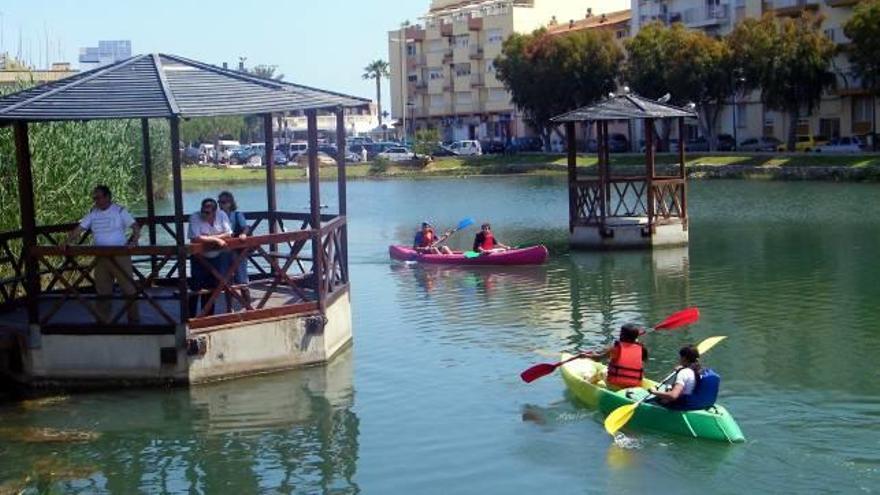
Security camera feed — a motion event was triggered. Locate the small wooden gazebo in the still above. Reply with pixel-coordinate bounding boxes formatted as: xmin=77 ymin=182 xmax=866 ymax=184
xmin=0 ymin=54 xmax=369 ymax=386
xmin=552 ymin=93 xmax=696 ymax=249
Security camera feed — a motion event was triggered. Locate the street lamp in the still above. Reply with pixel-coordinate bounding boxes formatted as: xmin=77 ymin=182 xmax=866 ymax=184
xmin=731 ymin=69 xmax=746 ymax=151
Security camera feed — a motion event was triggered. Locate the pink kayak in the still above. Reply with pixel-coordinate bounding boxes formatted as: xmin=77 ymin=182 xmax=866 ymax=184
xmin=389 ymin=245 xmax=548 ymax=266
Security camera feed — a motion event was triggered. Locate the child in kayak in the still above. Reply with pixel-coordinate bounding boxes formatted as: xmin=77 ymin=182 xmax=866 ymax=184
xmin=650 ymin=345 xmax=721 ymax=410
xmin=473 ymin=223 xmax=511 ymax=254
xmin=413 ymin=222 xmax=453 ymax=255
xmin=588 ymin=323 xmax=648 ymax=389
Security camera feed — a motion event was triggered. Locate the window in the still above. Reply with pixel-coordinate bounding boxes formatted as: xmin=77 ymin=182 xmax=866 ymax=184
xmin=852 ymin=96 xmax=873 ymax=134
xmin=819 ymin=118 xmax=840 ymax=139
xmin=486 ymin=60 xmax=495 ymax=73
xmin=408 ymin=73 xmax=418 ymax=82
xmin=454 ymin=64 xmax=471 ymax=77
xmin=430 ymin=95 xmax=447 ymax=108
xmin=487 ymin=29 xmax=504 ymax=44
xmin=454 ymin=35 xmax=470 ymax=48
xmin=428 ymin=68 xmax=444 ymax=80
xmin=406 ymin=43 xmax=417 ymax=57
xmin=489 ymin=88 xmax=507 ymax=102
xmin=456 ymin=92 xmax=473 ymax=105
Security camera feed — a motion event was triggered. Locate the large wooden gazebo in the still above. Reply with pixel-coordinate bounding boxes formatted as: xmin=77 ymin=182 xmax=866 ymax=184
xmin=0 ymin=54 xmax=369 ymax=386
xmin=552 ymin=93 xmax=696 ymax=249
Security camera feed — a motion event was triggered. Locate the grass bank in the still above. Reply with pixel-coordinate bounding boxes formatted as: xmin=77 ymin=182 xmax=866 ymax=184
xmin=182 ymin=152 xmax=880 ymax=184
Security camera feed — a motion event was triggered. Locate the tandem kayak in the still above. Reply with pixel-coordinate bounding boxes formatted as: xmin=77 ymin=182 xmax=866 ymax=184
xmin=560 ymin=353 xmax=745 ymax=443
xmin=388 ymin=245 xmax=548 ymax=266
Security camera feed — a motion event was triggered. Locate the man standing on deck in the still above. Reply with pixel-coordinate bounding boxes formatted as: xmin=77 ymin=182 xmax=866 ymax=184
xmin=65 ymin=185 xmax=142 ymax=323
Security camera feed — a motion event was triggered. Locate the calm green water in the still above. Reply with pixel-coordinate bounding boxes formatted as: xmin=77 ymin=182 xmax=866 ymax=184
xmin=2 ymin=178 xmax=879 ymax=494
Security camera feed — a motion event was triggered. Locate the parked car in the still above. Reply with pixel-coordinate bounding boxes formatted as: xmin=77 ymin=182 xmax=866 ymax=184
xmin=349 ymin=136 xmax=374 ymax=146
xmin=365 ymin=142 xmax=399 ymax=160
xmin=377 ymin=146 xmax=417 ymax=162
xmin=686 ymin=136 xmax=709 ymax=152
xmin=739 ymin=137 xmax=782 ymax=152
xmin=284 ymin=142 xmax=309 ymax=160
xmin=716 ymin=134 xmax=736 ymax=151
xmin=428 ymin=144 xmax=456 ymax=157
xmin=506 ymin=136 xmax=544 ymax=153
xmin=448 ymin=140 xmax=482 ymax=156
xmin=296 ymin=151 xmax=337 ymax=167
xmin=480 ymin=140 xmax=506 ymax=154
xmin=230 ymin=146 xmax=260 ymax=164
xmin=608 ymin=133 xmax=630 ymax=153
xmin=776 ymin=135 xmax=828 ymax=152
xmin=273 ymin=152 xmax=289 ymax=166
xmin=182 ymin=145 xmax=201 ymax=164
xmin=816 ymin=136 xmax=865 ymax=153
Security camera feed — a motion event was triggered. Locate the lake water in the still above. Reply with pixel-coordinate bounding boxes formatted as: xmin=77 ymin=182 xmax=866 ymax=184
xmin=1 ymin=177 xmax=879 ymax=494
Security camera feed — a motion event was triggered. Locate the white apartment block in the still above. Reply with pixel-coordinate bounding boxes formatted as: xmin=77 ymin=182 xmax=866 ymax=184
xmin=631 ymin=0 xmax=877 ymax=145
xmin=389 ymin=0 xmax=628 ymax=143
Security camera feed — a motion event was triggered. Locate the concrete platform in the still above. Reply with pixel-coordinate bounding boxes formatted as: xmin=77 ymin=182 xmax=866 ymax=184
xmin=570 ymin=217 xmax=689 ymax=250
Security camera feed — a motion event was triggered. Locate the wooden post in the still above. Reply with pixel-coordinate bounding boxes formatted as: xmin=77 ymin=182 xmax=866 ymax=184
xmin=263 ymin=113 xmax=277 ymax=236
xmin=645 ymin=118 xmax=656 ymax=233
xmin=169 ymin=117 xmax=188 ymax=322
xmin=306 ymin=110 xmax=324 ymax=309
xmin=679 ymin=116 xmax=688 ymax=229
xmin=565 ymin=121 xmax=577 ymax=233
xmin=14 ymin=121 xmax=39 ymax=326
xmin=141 ymin=118 xmax=158 ymax=273
xmin=600 ymin=121 xmax=609 ymax=225
xmin=335 ymin=108 xmax=349 ymax=277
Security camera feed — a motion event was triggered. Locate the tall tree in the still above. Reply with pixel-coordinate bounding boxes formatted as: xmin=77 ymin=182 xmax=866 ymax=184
xmin=495 ymin=28 xmax=622 ymax=150
xmin=625 ymin=23 xmax=733 ymax=150
xmin=363 ymin=60 xmax=390 ymax=127
xmin=728 ymin=13 xmax=835 ymax=151
xmin=843 ymin=0 xmax=880 ymax=149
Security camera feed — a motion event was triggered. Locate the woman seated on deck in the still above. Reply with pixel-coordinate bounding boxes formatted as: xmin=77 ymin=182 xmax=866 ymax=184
xmin=472 ymin=223 xmax=511 ymax=254
xmin=413 ymin=222 xmax=453 ymax=255
xmin=188 ymin=198 xmax=232 ymax=316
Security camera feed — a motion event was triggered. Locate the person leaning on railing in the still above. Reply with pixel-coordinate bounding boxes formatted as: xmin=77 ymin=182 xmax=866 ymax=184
xmin=64 ymin=185 xmax=142 ymax=324
xmin=218 ymin=191 xmax=250 ymax=307
xmin=188 ymin=198 xmax=232 ymax=316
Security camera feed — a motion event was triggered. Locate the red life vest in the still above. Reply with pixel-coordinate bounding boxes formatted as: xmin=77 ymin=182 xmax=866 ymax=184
xmin=480 ymin=232 xmax=496 ymax=250
xmin=607 ymin=341 xmax=644 ymax=388
xmin=419 ymin=229 xmax=437 ymax=248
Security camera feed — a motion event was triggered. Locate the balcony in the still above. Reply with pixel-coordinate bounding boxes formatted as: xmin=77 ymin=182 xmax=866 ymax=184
xmin=825 ymin=0 xmax=860 ymax=6
xmin=765 ymin=0 xmax=820 ymax=16
xmin=835 ymin=72 xmax=869 ymax=96
xmin=685 ymin=4 xmax=730 ymax=26
xmin=405 ymin=26 xmax=426 ymax=41
xmin=824 ymin=27 xmax=852 ymax=46
xmin=471 ymin=74 xmax=485 ymax=88
xmin=469 ymin=47 xmax=484 ymax=60
xmin=441 ymin=23 xmax=453 ymax=37
xmin=468 ymin=17 xmax=483 ymax=31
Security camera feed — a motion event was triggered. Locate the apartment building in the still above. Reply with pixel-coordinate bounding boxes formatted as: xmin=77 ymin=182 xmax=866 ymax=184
xmin=630 ymin=0 xmax=877 ymax=145
xmin=389 ymin=0 xmax=628 ymax=143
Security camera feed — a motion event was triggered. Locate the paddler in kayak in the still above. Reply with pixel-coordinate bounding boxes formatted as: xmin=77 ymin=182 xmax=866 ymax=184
xmin=473 ymin=223 xmax=511 ymax=254
xmin=587 ymin=323 xmax=648 ymax=390
xmin=649 ymin=345 xmax=721 ymax=411
xmin=413 ymin=222 xmax=453 ymax=255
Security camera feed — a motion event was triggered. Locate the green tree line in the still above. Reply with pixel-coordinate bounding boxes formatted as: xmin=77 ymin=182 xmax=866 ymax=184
xmin=496 ymin=4 xmax=880 ymax=152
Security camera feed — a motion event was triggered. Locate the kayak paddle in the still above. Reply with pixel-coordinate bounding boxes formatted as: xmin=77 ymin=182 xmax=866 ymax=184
xmin=519 ymin=307 xmax=701 ymax=384
xmin=431 ymin=217 xmax=474 ymax=248
xmin=603 ymin=335 xmax=727 ymax=436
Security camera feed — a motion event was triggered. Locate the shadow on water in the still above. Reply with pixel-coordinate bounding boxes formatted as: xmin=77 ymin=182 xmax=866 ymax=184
xmin=0 ymin=348 xmax=359 ymax=494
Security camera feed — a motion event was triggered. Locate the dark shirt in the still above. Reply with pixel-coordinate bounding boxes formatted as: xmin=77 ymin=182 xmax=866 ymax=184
xmin=473 ymin=231 xmax=498 ymax=251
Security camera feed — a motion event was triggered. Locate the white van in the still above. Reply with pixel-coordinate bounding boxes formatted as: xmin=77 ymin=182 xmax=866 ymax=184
xmin=217 ymin=140 xmax=241 ymax=162
xmin=286 ymin=142 xmax=309 ymax=160
xmin=448 ymin=140 xmax=482 ymax=156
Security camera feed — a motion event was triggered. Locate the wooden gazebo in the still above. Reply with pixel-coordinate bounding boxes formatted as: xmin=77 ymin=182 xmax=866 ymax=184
xmin=552 ymin=93 xmax=696 ymax=249
xmin=0 ymin=54 xmax=369 ymax=386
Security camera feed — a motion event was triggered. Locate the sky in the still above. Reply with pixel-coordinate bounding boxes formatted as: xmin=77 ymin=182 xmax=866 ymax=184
xmin=0 ymin=0 xmax=425 ymax=107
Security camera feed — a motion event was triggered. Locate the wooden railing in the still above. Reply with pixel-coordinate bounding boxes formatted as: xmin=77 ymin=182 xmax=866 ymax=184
xmin=0 ymin=212 xmax=348 ymax=333
xmin=571 ymin=177 xmax=686 ymax=230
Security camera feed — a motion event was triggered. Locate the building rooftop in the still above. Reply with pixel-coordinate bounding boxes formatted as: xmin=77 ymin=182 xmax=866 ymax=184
xmin=547 ymin=9 xmax=632 ymax=33
xmin=0 ymin=53 xmax=370 ymax=122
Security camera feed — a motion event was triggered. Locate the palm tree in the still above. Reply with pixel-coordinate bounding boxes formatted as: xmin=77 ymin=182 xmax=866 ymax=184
xmin=363 ymin=60 xmax=390 ymax=126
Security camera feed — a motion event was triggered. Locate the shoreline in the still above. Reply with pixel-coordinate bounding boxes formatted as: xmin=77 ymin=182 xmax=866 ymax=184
xmin=182 ymin=153 xmax=880 ymax=184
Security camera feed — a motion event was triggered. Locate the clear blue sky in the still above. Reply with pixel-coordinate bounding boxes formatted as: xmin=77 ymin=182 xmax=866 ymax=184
xmin=0 ymin=0 xmax=424 ymax=104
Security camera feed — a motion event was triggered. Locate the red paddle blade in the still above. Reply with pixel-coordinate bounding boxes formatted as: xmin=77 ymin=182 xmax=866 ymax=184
xmin=520 ymin=363 xmax=559 ymax=383
xmin=653 ymin=307 xmax=700 ymax=330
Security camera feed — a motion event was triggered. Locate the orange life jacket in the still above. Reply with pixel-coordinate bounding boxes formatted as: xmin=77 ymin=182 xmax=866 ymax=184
xmin=480 ymin=232 xmax=496 ymax=250
xmin=607 ymin=341 xmax=644 ymax=388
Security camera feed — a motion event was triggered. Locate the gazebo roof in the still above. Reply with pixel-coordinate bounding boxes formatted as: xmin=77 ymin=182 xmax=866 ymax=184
xmin=551 ymin=93 xmax=696 ymax=122
xmin=0 ymin=53 xmax=370 ymax=122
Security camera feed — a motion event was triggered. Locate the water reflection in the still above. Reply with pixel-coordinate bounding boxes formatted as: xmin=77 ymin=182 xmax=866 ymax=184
xmin=0 ymin=348 xmax=359 ymax=494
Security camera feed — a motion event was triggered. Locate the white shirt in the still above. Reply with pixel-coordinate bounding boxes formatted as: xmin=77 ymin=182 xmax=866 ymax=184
xmin=188 ymin=210 xmax=232 ymax=258
xmin=79 ymin=203 xmax=135 ymax=247
xmin=674 ymin=367 xmax=697 ymax=395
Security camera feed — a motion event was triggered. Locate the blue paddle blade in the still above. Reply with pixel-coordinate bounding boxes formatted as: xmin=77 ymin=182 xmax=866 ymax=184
xmin=457 ymin=218 xmax=475 ymax=230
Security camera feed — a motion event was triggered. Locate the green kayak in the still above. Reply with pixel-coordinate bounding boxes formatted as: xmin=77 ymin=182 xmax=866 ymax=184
xmin=560 ymin=353 xmax=745 ymax=443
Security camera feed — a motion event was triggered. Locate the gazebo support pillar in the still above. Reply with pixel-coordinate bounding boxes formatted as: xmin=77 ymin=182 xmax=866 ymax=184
xmin=645 ymin=118 xmax=656 ymax=233
xmin=306 ymin=110 xmax=324 ymax=310
xmin=169 ymin=117 xmax=188 ymax=322
xmin=141 ymin=118 xmax=158 ymax=272
xmin=335 ymin=108 xmax=349 ymax=274
xmin=565 ymin=121 xmax=577 ymax=233
xmin=14 ymin=121 xmax=39 ymax=328
xmin=679 ymin=116 xmax=688 ymax=230
xmin=263 ymin=113 xmax=277 ymax=236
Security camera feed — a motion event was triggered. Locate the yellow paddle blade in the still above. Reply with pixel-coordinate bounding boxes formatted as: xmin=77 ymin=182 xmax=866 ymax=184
xmin=604 ymin=403 xmax=638 ymax=435
xmin=697 ymin=336 xmax=727 ymax=355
